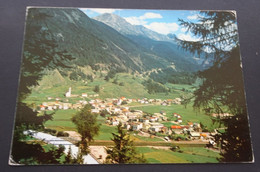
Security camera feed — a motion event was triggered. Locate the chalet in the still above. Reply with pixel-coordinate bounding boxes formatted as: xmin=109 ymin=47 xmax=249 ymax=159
xmin=161 ymin=102 xmax=168 ymax=106
xmin=39 ymin=105 xmax=46 ymax=111
xmin=193 ymin=123 xmax=202 ymax=132
xmin=211 ymin=113 xmax=233 ymax=119
xmin=62 ymin=103 xmax=72 ymax=110
xmin=187 ymin=122 xmax=193 ymax=127
xmin=149 ymin=123 xmax=164 ymax=132
xmin=111 ymin=120 xmax=119 ymax=126
xmin=177 ymin=118 xmax=183 ymax=123
xmin=73 ymin=103 xmax=82 ymax=109
xmin=117 ymin=99 xmax=122 ymax=105
xmin=124 ymin=123 xmax=131 ymax=130
xmin=200 ymin=133 xmax=210 ymax=140
xmin=120 ymin=97 xmax=126 ymax=101
xmin=127 ymin=113 xmax=138 ymax=119
xmin=171 ymin=125 xmax=182 ymax=134
xmin=132 ymin=122 xmax=143 ymax=131
xmin=149 ymin=117 xmax=157 ymax=122
xmin=142 ymin=123 xmax=151 ymax=131
xmin=172 ymin=98 xmax=181 ymax=105
xmin=82 ymin=93 xmax=88 ymax=97
xmin=160 ymin=126 xmax=168 ymax=134
xmin=91 ymin=109 xmax=100 ymax=113
xmin=189 ymin=132 xmax=201 ymax=139
xmin=148 ymin=99 xmax=154 ymax=103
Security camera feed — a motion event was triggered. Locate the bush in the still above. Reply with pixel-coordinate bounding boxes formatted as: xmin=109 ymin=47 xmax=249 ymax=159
xmin=170 ymin=145 xmax=180 ymax=152
xmin=57 ymin=131 xmax=69 ymax=137
xmin=172 ymin=134 xmax=187 ymax=141
xmin=93 ymin=85 xmax=100 ymax=93
xmin=44 ymin=128 xmax=57 ymax=135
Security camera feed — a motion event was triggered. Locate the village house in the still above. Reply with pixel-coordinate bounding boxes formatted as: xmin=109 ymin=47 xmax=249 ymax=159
xmin=72 ymin=103 xmax=83 ymax=109
xmin=211 ymin=113 xmax=233 ymax=119
xmin=177 ymin=118 xmax=183 ymax=123
xmin=189 ymin=131 xmax=201 ymax=140
xmin=131 ymin=122 xmax=143 ymax=131
xmin=172 ymin=98 xmax=182 ymax=105
xmin=149 ymin=117 xmax=158 ymax=122
xmin=91 ymin=108 xmax=100 ymax=113
xmin=62 ymin=103 xmax=72 ymax=110
xmin=171 ymin=125 xmax=183 ymax=134
xmin=142 ymin=123 xmax=151 ymax=132
xmin=81 ymin=93 xmax=88 ymax=97
xmin=149 ymin=123 xmax=164 ymax=133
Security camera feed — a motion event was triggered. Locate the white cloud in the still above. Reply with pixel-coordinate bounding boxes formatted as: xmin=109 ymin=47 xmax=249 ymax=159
xmin=87 ymin=8 xmax=117 ymax=14
xmin=177 ymin=33 xmax=199 ymax=41
xmin=140 ymin=12 xmax=162 ymax=19
xmin=187 ymin=14 xmax=200 ymax=20
xmin=124 ymin=12 xmax=163 ymax=26
xmin=144 ymin=22 xmax=179 ymax=35
xmin=124 ymin=16 xmax=147 ymax=25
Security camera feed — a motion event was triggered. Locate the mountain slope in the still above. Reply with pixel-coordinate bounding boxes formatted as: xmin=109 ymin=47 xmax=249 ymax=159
xmin=93 ymin=13 xmax=173 ymax=42
xmin=27 ymin=8 xmax=170 ymax=73
xmin=93 ymin=13 xmax=207 ymax=72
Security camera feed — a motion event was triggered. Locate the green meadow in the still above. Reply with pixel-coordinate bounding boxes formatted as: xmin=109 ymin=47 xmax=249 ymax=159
xmin=136 ymin=147 xmax=220 ymax=163
xmin=26 ymin=71 xmax=221 ymax=163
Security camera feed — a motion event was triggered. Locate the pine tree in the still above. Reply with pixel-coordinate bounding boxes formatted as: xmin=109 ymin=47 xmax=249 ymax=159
xmin=105 ymin=123 xmax=146 ymax=164
xmin=11 ymin=8 xmax=74 ymax=164
xmin=65 ymin=146 xmax=74 ymax=164
xmin=176 ymin=11 xmax=253 ymax=162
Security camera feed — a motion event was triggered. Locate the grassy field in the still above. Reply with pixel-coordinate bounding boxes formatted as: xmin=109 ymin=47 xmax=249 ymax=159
xmin=44 ymin=109 xmax=77 ymax=131
xmin=25 ymin=73 xmax=190 ymax=105
xmin=136 ymin=147 xmax=220 ymax=163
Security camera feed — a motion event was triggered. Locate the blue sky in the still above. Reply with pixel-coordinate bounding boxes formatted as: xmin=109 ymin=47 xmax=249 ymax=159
xmin=79 ymin=8 xmax=201 ymax=41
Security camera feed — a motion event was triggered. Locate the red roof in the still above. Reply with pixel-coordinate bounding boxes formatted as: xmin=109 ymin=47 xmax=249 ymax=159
xmin=171 ymin=125 xmax=182 ymax=129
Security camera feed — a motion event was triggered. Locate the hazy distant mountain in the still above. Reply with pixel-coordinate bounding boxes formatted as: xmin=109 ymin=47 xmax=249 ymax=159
xmin=94 ymin=13 xmax=174 ymax=43
xmin=94 ymin=13 xmax=208 ymax=71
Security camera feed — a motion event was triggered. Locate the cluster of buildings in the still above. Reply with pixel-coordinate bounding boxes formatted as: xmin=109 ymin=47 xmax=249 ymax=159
xmin=38 ymin=100 xmax=88 ymax=111
xmin=37 ymin=87 xmax=215 ymax=141
xmin=136 ymin=97 xmax=182 ymax=106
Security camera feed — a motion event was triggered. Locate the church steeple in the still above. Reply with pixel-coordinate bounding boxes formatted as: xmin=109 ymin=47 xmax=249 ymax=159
xmin=65 ymin=87 xmax=71 ymax=97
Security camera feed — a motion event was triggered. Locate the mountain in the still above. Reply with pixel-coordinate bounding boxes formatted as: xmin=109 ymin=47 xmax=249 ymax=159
xmin=26 ymin=8 xmax=171 ymax=73
xmin=93 ymin=13 xmax=206 ymax=71
xmin=93 ymin=13 xmax=173 ymax=42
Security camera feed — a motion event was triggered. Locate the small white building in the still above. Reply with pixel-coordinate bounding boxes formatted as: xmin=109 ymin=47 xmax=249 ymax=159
xmin=82 ymin=93 xmax=88 ymax=97
xmin=65 ymin=87 xmax=72 ymax=97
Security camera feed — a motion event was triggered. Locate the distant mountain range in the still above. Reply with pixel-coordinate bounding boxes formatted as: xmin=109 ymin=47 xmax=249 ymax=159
xmin=93 ymin=13 xmax=209 ymax=71
xmin=93 ymin=13 xmax=174 ymax=43
xmin=26 ymin=8 xmax=208 ymax=76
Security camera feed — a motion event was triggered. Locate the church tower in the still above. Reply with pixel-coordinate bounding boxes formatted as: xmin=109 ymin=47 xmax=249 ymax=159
xmin=65 ymin=87 xmax=71 ymax=97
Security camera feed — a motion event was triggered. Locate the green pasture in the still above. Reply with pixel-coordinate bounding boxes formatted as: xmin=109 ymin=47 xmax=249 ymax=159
xmin=136 ymin=147 xmax=220 ymax=163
